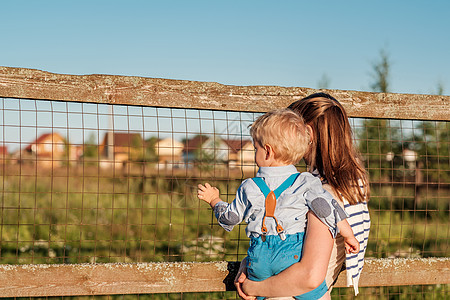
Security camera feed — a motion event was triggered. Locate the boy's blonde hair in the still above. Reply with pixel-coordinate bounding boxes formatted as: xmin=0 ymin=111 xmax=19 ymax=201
xmin=250 ymin=108 xmax=309 ymax=165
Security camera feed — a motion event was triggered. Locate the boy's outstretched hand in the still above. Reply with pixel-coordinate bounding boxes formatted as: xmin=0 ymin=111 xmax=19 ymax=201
xmin=197 ymin=183 xmax=221 ymax=208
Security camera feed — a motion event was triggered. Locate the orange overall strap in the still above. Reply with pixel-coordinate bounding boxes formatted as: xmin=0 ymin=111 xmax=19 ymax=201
xmin=263 ymin=191 xmax=284 ymax=234
xmin=252 ymin=174 xmax=300 ymax=236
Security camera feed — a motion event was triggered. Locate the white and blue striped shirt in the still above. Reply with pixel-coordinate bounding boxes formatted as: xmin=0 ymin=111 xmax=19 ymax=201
xmin=343 ymin=200 xmax=370 ymax=295
xmin=313 ymin=169 xmax=370 ymax=295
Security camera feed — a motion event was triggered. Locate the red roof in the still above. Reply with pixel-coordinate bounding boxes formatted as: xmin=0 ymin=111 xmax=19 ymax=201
xmin=102 ymin=132 xmax=143 ymax=147
xmin=183 ymin=136 xmax=252 ymax=153
xmin=183 ymin=135 xmax=209 ymax=153
xmin=222 ymin=139 xmax=252 ymax=153
xmin=0 ymin=146 xmax=7 ymax=156
xmin=25 ymin=133 xmax=64 ymax=151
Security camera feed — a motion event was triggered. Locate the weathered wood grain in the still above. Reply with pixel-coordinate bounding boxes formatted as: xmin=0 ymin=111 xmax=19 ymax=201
xmin=0 ymin=258 xmax=448 ymax=297
xmin=0 ymin=66 xmax=448 ymax=121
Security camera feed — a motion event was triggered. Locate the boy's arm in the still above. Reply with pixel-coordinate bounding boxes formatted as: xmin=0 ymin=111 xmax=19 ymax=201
xmin=304 ymin=176 xmax=349 ymax=238
xmin=337 ymin=219 xmax=360 ymax=254
xmin=321 ymin=182 xmax=359 ymax=253
xmin=198 ymin=182 xmax=247 ymax=232
xmin=312 ymin=179 xmax=359 ymax=253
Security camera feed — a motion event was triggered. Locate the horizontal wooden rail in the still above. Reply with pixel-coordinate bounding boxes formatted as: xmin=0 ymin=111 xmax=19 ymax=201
xmin=0 ymin=258 xmax=449 ymax=297
xmin=1 ymin=66 xmax=449 ymax=121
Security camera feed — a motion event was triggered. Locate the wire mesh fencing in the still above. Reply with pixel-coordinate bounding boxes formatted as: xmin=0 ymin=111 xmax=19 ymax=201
xmin=354 ymin=118 xmax=449 ymax=259
xmin=0 ymin=96 xmax=449 ymax=298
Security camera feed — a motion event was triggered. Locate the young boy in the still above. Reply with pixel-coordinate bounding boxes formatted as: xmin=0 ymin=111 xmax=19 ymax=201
xmin=198 ymin=109 xmax=359 ymax=299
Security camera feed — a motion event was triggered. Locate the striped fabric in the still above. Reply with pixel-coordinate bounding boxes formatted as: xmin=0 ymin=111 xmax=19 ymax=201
xmin=311 ymin=169 xmax=370 ymax=295
xmin=343 ymin=200 xmax=370 ymax=295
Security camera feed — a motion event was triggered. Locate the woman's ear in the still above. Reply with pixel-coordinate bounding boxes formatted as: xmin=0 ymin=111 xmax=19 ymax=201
xmin=306 ymin=125 xmax=314 ymax=145
xmin=304 ymin=125 xmax=314 ymax=166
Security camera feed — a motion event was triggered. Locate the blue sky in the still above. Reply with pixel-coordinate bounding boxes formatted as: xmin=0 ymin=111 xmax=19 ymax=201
xmin=1 ymin=1 xmax=449 ymax=152
xmin=2 ymin=0 xmax=450 ymax=94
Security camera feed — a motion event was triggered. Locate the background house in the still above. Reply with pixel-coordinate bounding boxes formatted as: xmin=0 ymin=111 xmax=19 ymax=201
xmin=0 ymin=146 xmax=8 ymax=164
xmin=155 ymin=138 xmax=184 ymax=169
xmin=99 ymin=132 xmax=143 ymax=168
xmin=68 ymin=144 xmax=84 ymax=164
xmin=183 ymin=135 xmax=229 ymax=169
xmin=182 ymin=135 xmax=209 ymax=168
xmin=222 ymin=139 xmax=254 ymax=170
xmin=183 ymin=135 xmax=255 ymax=171
xmin=24 ymin=133 xmax=66 ymax=167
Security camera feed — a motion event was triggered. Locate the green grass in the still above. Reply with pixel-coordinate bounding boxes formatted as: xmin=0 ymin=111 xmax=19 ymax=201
xmin=367 ymin=185 xmax=449 ymax=258
xmin=0 ymin=165 xmax=448 ymax=265
xmin=0 ymin=164 xmax=448 ymax=299
xmin=0 ymin=165 xmax=249 ymax=264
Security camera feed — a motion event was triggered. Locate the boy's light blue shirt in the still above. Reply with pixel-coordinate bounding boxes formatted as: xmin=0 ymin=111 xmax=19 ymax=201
xmin=213 ymin=165 xmax=348 ymax=238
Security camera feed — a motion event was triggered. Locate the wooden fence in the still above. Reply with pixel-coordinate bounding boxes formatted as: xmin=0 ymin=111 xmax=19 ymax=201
xmin=0 ymin=66 xmax=449 ymax=298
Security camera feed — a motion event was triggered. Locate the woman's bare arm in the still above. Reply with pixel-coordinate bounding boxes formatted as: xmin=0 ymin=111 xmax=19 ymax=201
xmin=239 ymin=211 xmax=334 ymax=298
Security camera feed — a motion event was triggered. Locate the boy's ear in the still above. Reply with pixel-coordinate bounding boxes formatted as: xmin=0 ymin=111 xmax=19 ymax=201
xmin=264 ymin=144 xmax=275 ymax=160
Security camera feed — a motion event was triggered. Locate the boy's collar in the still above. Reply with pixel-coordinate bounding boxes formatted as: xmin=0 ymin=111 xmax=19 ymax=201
xmin=256 ymin=165 xmax=298 ymax=177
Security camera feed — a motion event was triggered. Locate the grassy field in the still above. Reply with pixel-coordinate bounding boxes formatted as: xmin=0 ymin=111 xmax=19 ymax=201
xmin=0 ymin=163 xmax=448 ymax=299
xmin=0 ymin=164 xmax=249 ymax=264
xmin=1 ymin=163 xmax=448 ymax=266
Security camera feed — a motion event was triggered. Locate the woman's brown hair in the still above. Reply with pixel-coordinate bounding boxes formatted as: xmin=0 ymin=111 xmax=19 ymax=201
xmin=288 ymin=93 xmax=370 ymax=204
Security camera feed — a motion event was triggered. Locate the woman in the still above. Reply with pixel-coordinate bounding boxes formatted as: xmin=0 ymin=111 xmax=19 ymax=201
xmin=235 ymin=93 xmax=371 ymax=299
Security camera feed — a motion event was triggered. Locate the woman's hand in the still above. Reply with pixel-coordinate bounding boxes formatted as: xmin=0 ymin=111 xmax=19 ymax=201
xmin=234 ymin=257 xmax=256 ymax=300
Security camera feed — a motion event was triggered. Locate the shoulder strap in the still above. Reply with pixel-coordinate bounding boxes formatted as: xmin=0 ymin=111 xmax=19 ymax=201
xmin=251 ymin=173 xmax=300 ymax=239
xmin=251 ymin=177 xmax=271 ymax=198
xmin=251 ymin=173 xmax=300 ymax=198
xmin=273 ymin=173 xmax=300 ymax=198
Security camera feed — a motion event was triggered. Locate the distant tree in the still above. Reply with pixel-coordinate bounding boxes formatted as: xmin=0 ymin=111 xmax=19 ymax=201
xmin=195 ymin=137 xmax=222 ymax=172
xmin=414 ymin=121 xmax=449 ymax=183
xmin=140 ymin=136 xmax=158 ymax=163
xmin=62 ymin=138 xmax=71 ymax=166
xmin=360 ymin=51 xmax=448 ymax=186
xmin=370 ymin=48 xmax=390 ymax=93
xmin=435 ymin=81 xmax=444 ymax=96
xmin=414 ymin=83 xmax=449 ymax=183
xmin=83 ymin=133 xmax=98 ymax=158
xmin=129 ymin=134 xmax=145 ymax=161
xmin=358 ymin=48 xmax=401 ymax=182
xmin=317 ymin=73 xmax=331 ymax=89
xmin=81 ymin=133 xmax=99 ymax=166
